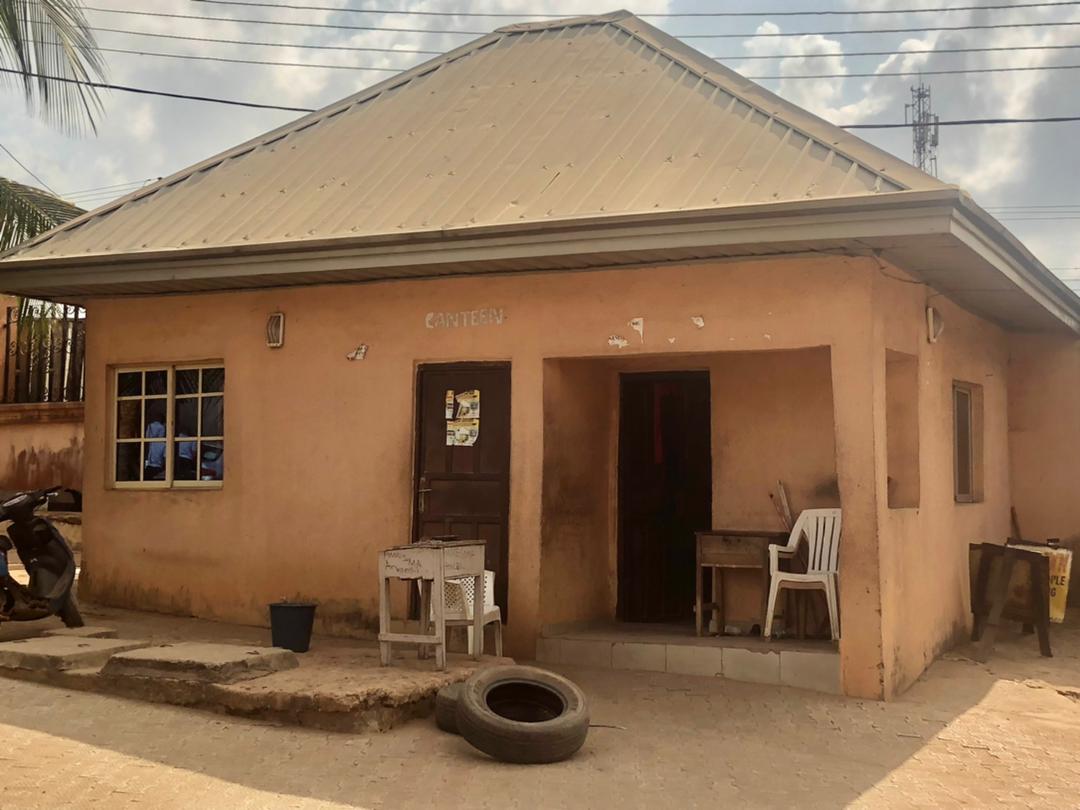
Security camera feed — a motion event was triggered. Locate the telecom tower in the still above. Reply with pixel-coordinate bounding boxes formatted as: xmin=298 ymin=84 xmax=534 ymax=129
xmin=905 ymin=82 xmax=940 ymax=177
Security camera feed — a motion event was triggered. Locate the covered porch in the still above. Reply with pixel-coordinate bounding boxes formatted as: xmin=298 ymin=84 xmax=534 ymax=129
xmin=537 ymin=347 xmax=852 ymax=693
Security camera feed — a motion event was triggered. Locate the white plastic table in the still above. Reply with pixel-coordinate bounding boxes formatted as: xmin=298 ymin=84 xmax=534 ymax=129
xmin=377 ymin=539 xmax=486 ymax=670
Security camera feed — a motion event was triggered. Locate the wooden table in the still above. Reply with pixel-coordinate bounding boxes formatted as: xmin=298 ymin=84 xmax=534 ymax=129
xmin=377 ymin=539 xmax=486 ymax=669
xmin=695 ymin=529 xmax=789 ymax=637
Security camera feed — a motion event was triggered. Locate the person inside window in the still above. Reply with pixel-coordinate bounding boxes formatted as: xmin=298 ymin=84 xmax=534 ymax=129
xmin=144 ymin=403 xmax=166 ymax=480
xmin=177 ymin=433 xmax=197 ymax=479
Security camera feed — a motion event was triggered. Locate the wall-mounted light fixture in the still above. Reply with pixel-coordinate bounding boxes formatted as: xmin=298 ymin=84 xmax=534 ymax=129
xmin=266 ymin=311 xmax=285 ymax=348
xmin=926 ymin=306 xmax=944 ymax=344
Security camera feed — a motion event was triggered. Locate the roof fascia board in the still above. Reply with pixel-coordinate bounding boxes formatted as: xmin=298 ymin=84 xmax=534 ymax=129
xmin=0 ymin=193 xmax=960 ymax=290
xmin=949 ymin=210 xmax=1080 ymax=333
xmin=0 ymin=189 xmax=959 ymax=273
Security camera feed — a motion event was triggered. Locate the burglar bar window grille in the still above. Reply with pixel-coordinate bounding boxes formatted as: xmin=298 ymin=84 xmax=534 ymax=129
xmin=112 ymin=364 xmax=225 ymax=489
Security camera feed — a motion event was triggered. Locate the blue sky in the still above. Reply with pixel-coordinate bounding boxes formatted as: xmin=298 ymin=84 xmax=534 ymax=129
xmin=2 ymin=1 xmax=1078 ymax=285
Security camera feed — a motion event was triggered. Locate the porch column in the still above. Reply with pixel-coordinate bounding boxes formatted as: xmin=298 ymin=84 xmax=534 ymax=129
xmin=831 ymin=325 xmax=888 ymax=699
xmin=505 ymin=356 xmax=544 ymax=658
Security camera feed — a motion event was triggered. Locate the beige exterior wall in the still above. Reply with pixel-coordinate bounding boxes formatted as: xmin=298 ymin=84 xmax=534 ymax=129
xmin=1008 ymin=334 xmax=1080 ymax=587
xmin=77 ymin=253 xmax=1026 ymax=699
xmin=876 ymin=271 xmax=1011 ymax=696
xmin=0 ymin=403 xmax=84 ymax=492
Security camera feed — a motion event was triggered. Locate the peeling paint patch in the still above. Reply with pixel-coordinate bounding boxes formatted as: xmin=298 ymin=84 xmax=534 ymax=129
xmin=629 ymin=317 xmax=645 ymax=342
xmin=691 ymin=316 xmax=705 ymax=329
xmin=667 ymin=337 xmax=676 ymax=344
xmin=346 ymin=344 xmax=369 ymax=361
xmin=607 ymin=335 xmax=629 ymax=349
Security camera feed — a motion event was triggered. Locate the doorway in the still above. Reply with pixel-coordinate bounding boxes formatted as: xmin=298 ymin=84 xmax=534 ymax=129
xmin=413 ymin=363 xmax=511 ymax=615
xmin=618 ymin=371 xmax=712 ymax=623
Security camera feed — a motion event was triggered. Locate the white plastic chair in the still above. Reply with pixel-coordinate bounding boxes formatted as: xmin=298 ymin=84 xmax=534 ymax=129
xmin=419 ymin=570 xmax=503 ymax=656
xmin=763 ymin=509 xmax=842 ymax=641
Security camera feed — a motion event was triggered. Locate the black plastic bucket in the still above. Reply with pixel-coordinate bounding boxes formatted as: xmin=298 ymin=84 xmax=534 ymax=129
xmin=269 ymin=601 xmax=317 ymax=653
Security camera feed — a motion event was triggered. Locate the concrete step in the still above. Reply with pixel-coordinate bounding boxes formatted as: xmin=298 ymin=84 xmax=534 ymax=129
xmin=101 ymin=642 xmax=299 ymax=684
xmin=537 ymin=634 xmax=841 ymax=695
xmin=0 ymin=636 xmax=150 ymax=673
xmin=43 ymin=626 xmax=117 ymax=639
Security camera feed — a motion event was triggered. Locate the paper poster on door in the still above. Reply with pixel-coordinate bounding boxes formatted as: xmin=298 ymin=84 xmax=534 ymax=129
xmin=455 ymin=389 xmax=480 ymax=420
xmin=445 ymin=390 xmax=455 ymax=419
xmin=446 ymin=419 xmax=479 ymax=446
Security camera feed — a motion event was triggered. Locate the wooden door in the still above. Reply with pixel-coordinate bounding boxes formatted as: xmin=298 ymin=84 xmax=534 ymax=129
xmin=413 ymin=363 xmax=511 ymax=614
xmin=618 ymin=371 xmax=712 ymax=623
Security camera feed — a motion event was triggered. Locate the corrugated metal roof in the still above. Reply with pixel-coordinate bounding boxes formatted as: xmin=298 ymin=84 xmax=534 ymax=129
xmin=3 ymin=10 xmax=943 ymax=264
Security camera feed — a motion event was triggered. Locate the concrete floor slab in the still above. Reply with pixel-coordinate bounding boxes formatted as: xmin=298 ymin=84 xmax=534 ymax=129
xmin=101 ymin=642 xmax=299 ymax=684
xmin=666 ymin=644 xmax=724 ymax=678
xmin=0 ymin=637 xmax=149 ymax=673
xmin=722 ymin=647 xmax=781 ymax=685
xmin=560 ymin=639 xmax=613 ymax=669
xmin=780 ymin=649 xmax=842 ymax=694
xmin=43 ymin=626 xmax=118 ymax=639
xmin=612 ymin=641 xmax=666 ymax=673
xmin=535 ymin=636 xmax=562 ymax=665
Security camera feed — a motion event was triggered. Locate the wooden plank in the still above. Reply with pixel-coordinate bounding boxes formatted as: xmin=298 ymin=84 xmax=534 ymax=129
xmin=776 ymin=480 xmax=794 ymax=530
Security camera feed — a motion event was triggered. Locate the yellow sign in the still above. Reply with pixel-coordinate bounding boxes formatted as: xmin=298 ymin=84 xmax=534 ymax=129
xmin=1007 ymin=546 xmax=1073 ymax=623
xmin=1047 ymin=548 xmax=1072 ymax=623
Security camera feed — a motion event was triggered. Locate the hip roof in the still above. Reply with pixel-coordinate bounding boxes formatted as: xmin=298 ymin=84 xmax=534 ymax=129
xmin=2 ymin=10 xmax=943 ymax=264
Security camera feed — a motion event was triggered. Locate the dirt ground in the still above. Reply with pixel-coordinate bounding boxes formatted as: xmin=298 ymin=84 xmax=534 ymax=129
xmin=0 ymin=613 xmax=1078 ymax=808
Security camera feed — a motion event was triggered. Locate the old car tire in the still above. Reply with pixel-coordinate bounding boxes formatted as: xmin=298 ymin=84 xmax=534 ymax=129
xmin=456 ymin=665 xmax=589 ymax=764
xmin=59 ymin=594 xmax=84 ymax=628
xmin=435 ymin=682 xmax=462 ymax=734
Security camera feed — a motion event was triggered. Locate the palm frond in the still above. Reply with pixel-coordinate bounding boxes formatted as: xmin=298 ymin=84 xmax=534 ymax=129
xmin=0 ymin=176 xmax=83 ymax=253
xmin=0 ymin=0 xmax=107 ymax=134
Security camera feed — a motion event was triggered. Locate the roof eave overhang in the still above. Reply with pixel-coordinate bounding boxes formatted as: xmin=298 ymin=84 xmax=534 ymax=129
xmin=0 ymin=188 xmax=1077 ymax=334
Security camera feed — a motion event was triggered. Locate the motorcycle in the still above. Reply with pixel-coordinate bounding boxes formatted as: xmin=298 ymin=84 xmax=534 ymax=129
xmin=0 ymin=487 xmax=84 ymax=627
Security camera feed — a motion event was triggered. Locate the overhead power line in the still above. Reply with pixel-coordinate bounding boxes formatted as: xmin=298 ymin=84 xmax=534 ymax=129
xmin=679 ymin=20 xmax=1080 ymax=39
xmin=731 ymin=43 xmax=1080 ymax=60
xmin=81 ymin=25 xmax=1080 ymax=63
xmin=83 ymin=6 xmax=489 ymax=35
xmin=44 ymin=42 xmax=404 ymax=73
xmin=82 ymin=6 xmax=1080 ymax=39
xmin=0 ymin=142 xmax=55 ymax=193
xmin=753 ymin=64 xmax=1080 ymax=79
xmin=87 ymin=25 xmax=442 ymax=54
xmin=80 ymin=42 xmax=1080 ymax=80
xmin=190 ymin=0 xmax=1080 ymax=16
xmin=843 ymin=115 xmax=1080 ymax=127
xmin=60 ymin=178 xmax=159 ymax=196
xmin=7 ymin=66 xmax=1080 ymax=128
xmin=0 ymin=66 xmax=314 ymax=113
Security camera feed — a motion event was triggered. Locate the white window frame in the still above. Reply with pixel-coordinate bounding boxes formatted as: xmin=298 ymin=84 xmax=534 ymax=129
xmin=111 ymin=363 xmax=224 ymax=490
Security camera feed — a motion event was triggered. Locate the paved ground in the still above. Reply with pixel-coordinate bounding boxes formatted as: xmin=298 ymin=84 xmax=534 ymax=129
xmin=0 ymin=616 xmax=1078 ymax=808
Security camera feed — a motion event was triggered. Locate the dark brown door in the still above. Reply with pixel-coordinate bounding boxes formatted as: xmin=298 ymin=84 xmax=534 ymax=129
xmin=618 ymin=371 xmax=712 ymax=623
xmin=413 ymin=363 xmax=511 ymax=615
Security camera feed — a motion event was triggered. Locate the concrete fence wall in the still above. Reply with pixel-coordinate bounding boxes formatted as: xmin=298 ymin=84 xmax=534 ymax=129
xmin=0 ymin=402 xmax=84 ymax=492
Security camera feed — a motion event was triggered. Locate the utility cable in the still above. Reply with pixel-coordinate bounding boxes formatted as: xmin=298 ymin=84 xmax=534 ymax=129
xmin=0 ymin=66 xmax=314 ymax=113
xmin=6 ymin=67 xmax=1080 ymax=125
xmin=190 ymin=0 xmax=1080 ymax=16
xmin=80 ymin=6 xmax=1080 ymax=39
xmin=0 ymin=142 xmax=56 ymax=193
xmin=77 ymin=25 xmax=1080 ymax=63
xmin=76 ymin=43 xmax=1080 ymax=80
